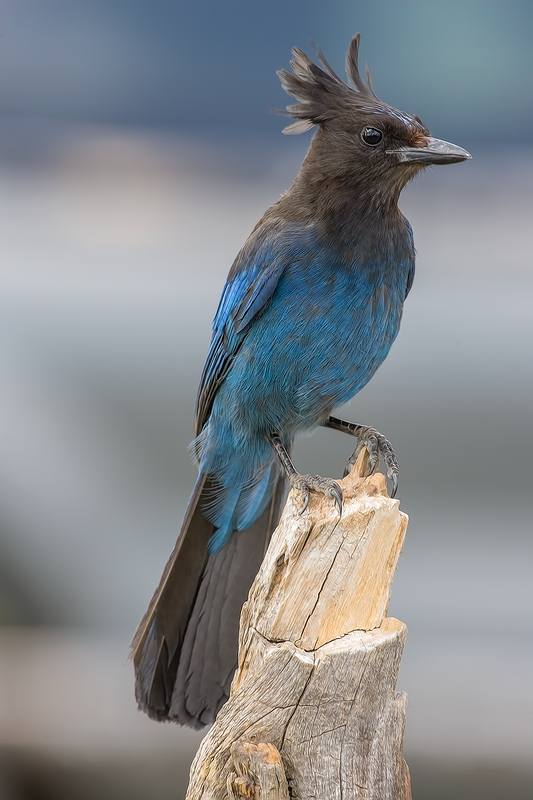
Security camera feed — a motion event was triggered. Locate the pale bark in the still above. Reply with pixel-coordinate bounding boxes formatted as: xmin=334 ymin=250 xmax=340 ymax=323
xmin=227 ymin=740 xmax=289 ymax=800
xmin=186 ymin=451 xmax=411 ymax=799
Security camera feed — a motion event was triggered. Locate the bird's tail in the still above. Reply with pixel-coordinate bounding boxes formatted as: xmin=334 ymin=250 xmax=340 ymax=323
xmin=131 ymin=471 xmax=286 ymax=728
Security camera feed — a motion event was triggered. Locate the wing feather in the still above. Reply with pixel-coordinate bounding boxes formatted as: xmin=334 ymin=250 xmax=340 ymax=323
xmin=194 ymin=229 xmax=290 ymax=435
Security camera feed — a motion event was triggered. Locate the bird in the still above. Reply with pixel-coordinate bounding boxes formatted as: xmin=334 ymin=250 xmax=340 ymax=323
xmin=131 ymin=34 xmax=471 ymax=729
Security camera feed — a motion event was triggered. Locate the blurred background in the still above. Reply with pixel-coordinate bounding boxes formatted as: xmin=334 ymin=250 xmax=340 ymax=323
xmin=0 ymin=1 xmax=531 ymax=798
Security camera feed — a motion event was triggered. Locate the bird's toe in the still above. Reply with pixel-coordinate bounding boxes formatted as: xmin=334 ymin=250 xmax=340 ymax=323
xmin=290 ymin=474 xmax=343 ymax=516
xmin=345 ymin=426 xmax=400 ymax=497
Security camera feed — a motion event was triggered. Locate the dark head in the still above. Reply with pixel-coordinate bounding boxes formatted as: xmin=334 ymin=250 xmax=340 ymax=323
xmin=278 ymin=35 xmax=471 ymax=209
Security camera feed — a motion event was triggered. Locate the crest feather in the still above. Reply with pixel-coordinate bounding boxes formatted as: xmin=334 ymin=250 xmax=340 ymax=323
xmin=277 ymin=34 xmax=378 ymax=135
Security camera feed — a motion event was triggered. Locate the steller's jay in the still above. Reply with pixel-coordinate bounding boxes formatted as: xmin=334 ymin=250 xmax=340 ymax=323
xmin=132 ymin=35 xmax=470 ymax=728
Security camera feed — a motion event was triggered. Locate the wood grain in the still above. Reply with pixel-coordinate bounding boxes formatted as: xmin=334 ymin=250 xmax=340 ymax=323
xmin=227 ymin=740 xmax=289 ymax=799
xmin=186 ymin=451 xmax=411 ymax=799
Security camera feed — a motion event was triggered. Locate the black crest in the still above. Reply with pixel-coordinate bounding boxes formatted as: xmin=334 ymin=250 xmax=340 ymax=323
xmin=277 ymin=34 xmax=381 ymax=135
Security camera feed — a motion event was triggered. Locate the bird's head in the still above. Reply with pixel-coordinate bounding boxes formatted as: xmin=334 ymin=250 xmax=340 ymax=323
xmin=277 ymin=35 xmax=471 ymax=201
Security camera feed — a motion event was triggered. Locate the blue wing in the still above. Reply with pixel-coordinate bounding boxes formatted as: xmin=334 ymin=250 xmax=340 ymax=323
xmin=403 ymin=217 xmax=415 ymax=298
xmin=194 ymin=225 xmax=293 ymax=435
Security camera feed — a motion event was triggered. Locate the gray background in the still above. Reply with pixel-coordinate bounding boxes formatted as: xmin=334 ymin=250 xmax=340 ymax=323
xmin=0 ymin=2 xmax=531 ymax=798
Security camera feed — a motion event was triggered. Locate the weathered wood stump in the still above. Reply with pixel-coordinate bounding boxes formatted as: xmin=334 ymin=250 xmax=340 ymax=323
xmin=186 ymin=450 xmax=411 ymax=799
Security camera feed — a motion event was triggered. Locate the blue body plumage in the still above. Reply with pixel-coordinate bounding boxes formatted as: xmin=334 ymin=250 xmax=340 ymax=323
xmin=132 ymin=34 xmax=470 ymax=729
xmin=196 ymin=218 xmax=414 ymax=552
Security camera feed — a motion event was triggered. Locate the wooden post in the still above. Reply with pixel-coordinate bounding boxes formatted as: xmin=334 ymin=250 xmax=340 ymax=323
xmin=186 ymin=450 xmax=411 ymax=800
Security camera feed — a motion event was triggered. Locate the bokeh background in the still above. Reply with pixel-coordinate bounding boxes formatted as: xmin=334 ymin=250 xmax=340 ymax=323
xmin=0 ymin=1 xmax=531 ymax=798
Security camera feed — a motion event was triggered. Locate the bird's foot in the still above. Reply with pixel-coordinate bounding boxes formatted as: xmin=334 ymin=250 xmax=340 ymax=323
xmin=289 ymin=473 xmax=343 ymax=516
xmin=344 ymin=426 xmax=399 ymax=497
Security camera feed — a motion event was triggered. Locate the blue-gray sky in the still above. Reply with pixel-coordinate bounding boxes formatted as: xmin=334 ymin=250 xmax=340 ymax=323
xmin=0 ymin=0 xmax=531 ymax=145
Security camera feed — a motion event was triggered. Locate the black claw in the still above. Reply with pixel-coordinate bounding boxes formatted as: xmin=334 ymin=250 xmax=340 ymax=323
xmin=367 ymin=459 xmax=378 ymax=476
xmin=367 ymin=446 xmax=379 ymax=474
xmin=342 ymin=424 xmax=400 ymax=498
xmin=291 ymin=474 xmax=343 ymax=516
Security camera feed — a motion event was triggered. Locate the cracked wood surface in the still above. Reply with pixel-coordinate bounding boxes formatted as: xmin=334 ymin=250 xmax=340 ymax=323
xmin=240 ymin=451 xmax=408 ymax=651
xmin=227 ymin=740 xmax=289 ymax=799
xmin=186 ymin=451 xmax=411 ymax=799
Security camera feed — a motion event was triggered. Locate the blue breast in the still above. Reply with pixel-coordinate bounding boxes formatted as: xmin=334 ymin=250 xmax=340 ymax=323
xmin=196 ymin=219 xmax=414 ymax=550
xmin=219 ymin=228 xmax=413 ymax=434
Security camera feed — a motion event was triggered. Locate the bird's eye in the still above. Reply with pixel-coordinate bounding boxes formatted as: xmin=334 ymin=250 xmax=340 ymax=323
xmin=361 ymin=127 xmax=383 ymax=146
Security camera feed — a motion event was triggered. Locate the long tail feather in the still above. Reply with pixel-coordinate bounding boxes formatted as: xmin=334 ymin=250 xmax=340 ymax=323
xmin=131 ymin=473 xmax=285 ymax=727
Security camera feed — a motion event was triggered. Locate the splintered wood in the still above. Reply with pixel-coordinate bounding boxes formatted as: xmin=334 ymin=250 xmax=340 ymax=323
xmin=227 ymin=740 xmax=289 ymax=800
xmin=186 ymin=451 xmax=411 ymax=800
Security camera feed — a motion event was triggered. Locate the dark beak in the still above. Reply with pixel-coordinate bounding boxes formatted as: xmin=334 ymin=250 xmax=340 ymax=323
xmin=388 ymin=137 xmax=472 ymax=165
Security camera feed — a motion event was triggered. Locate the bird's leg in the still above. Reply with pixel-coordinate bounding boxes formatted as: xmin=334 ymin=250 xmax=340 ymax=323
xmin=323 ymin=416 xmax=399 ymax=498
xmin=268 ymin=433 xmax=343 ymax=516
